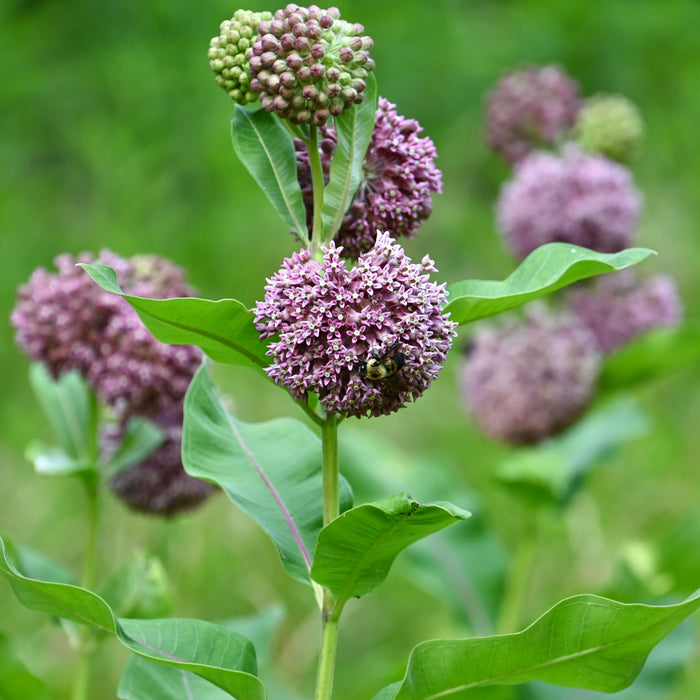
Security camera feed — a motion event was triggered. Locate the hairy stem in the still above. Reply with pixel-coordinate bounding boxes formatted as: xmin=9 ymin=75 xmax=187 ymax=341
xmin=315 ymin=412 xmax=340 ymax=700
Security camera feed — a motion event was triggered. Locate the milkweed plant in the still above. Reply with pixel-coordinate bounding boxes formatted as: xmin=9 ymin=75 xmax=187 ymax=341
xmin=2 ymin=6 xmax=697 ymax=700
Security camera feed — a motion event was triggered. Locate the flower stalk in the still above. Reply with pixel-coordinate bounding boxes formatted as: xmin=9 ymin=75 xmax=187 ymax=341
xmin=315 ymin=411 xmax=341 ymax=699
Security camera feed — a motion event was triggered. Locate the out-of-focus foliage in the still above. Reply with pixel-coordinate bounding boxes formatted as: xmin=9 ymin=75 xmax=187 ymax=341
xmin=2 ymin=0 xmax=699 ymax=697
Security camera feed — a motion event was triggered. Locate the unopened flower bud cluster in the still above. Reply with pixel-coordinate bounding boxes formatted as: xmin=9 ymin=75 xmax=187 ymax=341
xmin=210 ymin=4 xmax=375 ymax=126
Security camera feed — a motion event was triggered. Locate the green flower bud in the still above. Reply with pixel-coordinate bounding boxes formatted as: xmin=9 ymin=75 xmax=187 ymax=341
xmin=208 ymin=9 xmax=273 ymax=105
xmin=574 ymin=94 xmax=644 ymax=164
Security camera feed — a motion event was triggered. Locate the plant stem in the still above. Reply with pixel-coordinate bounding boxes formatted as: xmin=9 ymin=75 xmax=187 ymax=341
xmin=321 ymin=412 xmax=339 ymax=527
xmin=315 ymin=412 xmax=340 ymax=700
xmin=497 ymin=519 xmax=537 ymax=635
xmin=306 ymin=126 xmax=326 ymax=261
xmin=71 ymin=477 xmax=100 ymax=700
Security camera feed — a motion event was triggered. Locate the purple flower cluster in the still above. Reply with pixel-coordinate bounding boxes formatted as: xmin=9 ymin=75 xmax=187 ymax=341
xmin=12 ymin=252 xmax=202 ymax=420
xmin=255 ymin=232 xmax=457 ymax=418
xmin=11 ymin=252 xmax=212 ymax=515
xmin=295 ymin=97 xmax=442 ymax=258
xmin=484 ymin=64 xmax=581 ymax=164
xmin=104 ymin=407 xmax=215 ymax=517
xmin=460 ymin=309 xmax=601 ymax=445
xmin=496 ymin=146 xmax=642 ymax=259
xmin=248 ymin=4 xmax=375 ymax=126
xmin=567 ymin=271 xmax=682 ymax=352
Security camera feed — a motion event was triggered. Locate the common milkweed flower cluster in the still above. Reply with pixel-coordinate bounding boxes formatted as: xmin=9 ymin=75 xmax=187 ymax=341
xmin=295 ymin=96 xmax=443 ymax=258
xmin=497 ymin=145 xmax=642 ymax=259
xmin=11 ymin=252 xmax=213 ymax=515
xmin=255 ymin=232 xmax=457 ymax=418
xmin=461 ymin=308 xmax=601 ymax=445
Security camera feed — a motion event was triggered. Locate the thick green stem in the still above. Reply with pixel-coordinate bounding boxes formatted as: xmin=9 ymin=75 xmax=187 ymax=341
xmin=315 ymin=412 xmax=340 ymax=700
xmin=71 ymin=478 xmax=100 ymax=700
xmin=321 ymin=412 xmax=339 ymax=527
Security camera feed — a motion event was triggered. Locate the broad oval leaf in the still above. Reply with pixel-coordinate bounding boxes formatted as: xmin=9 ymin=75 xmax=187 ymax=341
xmin=232 ymin=106 xmax=308 ymax=239
xmin=79 ymin=264 xmax=269 ymax=374
xmin=445 ymin=244 xmax=655 ymax=325
xmin=388 ymin=591 xmax=700 ymax=699
xmin=0 ymin=536 xmax=264 ymax=700
xmin=119 ymin=655 xmax=234 ymax=700
xmin=311 ymin=494 xmax=470 ymax=609
xmin=182 ymin=363 xmax=352 ymax=584
xmin=321 ymin=73 xmax=378 ymax=238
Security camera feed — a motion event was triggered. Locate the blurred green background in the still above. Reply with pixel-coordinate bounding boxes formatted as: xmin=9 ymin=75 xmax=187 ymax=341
xmin=2 ymin=0 xmax=700 ymax=697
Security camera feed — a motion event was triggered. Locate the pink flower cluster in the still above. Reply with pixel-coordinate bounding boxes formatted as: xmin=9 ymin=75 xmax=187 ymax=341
xmin=484 ymin=64 xmax=580 ymax=164
xmin=460 ymin=309 xmax=601 ymax=445
xmin=11 ymin=252 xmax=214 ymax=515
xmin=255 ymin=232 xmax=457 ymax=418
xmin=497 ymin=147 xmax=642 ymax=259
xmin=295 ymin=97 xmax=442 ymax=258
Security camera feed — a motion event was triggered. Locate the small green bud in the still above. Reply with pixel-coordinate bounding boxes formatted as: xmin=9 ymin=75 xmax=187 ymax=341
xmin=574 ymin=94 xmax=644 ymax=164
xmin=208 ymin=9 xmax=273 ymax=105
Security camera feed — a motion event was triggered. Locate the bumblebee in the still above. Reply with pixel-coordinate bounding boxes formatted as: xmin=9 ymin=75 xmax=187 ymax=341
xmin=359 ymin=341 xmax=406 ymax=381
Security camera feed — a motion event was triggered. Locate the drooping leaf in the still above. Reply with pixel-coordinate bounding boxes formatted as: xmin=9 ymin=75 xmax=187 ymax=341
xmin=445 ymin=244 xmax=655 ymax=325
xmin=102 ymin=416 xmax=165 ymax=479
xmin=28 ymin=363 xmax=98 ymax=464
xmin=321 ymin=73 xmax=378 ymax=238
xmin=519 ymin=617 xmax=695 ymax=699
xmin=0 ymin=535 xmax=264 ymax=700
xmin=311 ymin=494 xmax=470 ymax=609
xmin=79 ymin=264 xmax=269 ymax=373
xmin=0 ymin=633 xmax=48 ymax=700
xmin=599 ymin=324 xmax=700 ymax=394
xmin=386 ymin=591 xmax=700 ymax=699
xmin=182 ymin=363 xmax=352 ymax=584
xmin=232 ymin=106 xmax=308 ymax=239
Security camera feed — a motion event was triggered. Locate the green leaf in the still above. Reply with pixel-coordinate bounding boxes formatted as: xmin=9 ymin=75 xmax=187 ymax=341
xmin=101 ymin=551 xmax=172 ymax=619
xmin=311 ymin=494 xmax=470 ymax=608
xmin=102 ymin=416 xmax=164 ymax=479
xmin=0 ymin=535 xmax=265 ymax=699
xmin=28 ymin=363 xmax=98 ymax=464
xmin=182 ymin=363 xmax=352 ymax=584
xmin=0 ymin=633 xmax=48 ymax=700
xmin=119 ymin=656 xmax=234 ymax=700
xmin=599 ymin=323 xmax=700 ymax=394
xmin=24 ymin=443 xmax=92 ymax=477
xmin=232 ymin=106 xmax=308 ymax=239
xmin=321 ymin=73 xmax=378 ymax=238
xmin=496 ymin=399 xmax=649 ymax=503
xmin=79 ymin=264 xmax=269 ymax=373
xmin=387 ymin=591 xmax=700 ymax=699
xmin=445 ymin=244 xmax=655 ymax=325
